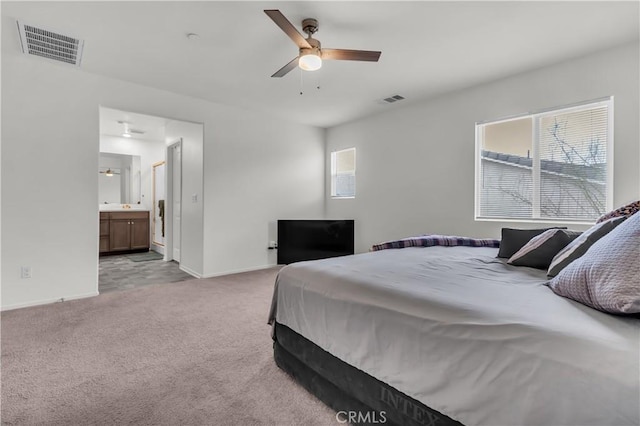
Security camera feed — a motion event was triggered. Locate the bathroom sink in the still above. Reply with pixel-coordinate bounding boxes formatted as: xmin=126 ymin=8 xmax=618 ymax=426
xmin=99 ymin=204 xmax=148 ymax=211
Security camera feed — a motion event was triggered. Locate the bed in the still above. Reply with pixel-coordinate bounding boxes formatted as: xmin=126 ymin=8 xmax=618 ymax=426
xmin=268 ymin=245 xmax=640 ymax=426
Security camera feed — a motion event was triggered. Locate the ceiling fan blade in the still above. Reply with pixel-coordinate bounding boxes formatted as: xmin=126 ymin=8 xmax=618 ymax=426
xmin=322 ymin=49 xmax=381 ymax=62
xmin=271 ymin=56 xmax=300 ymax=78
xmin=264 ymin=10 xmax=311 ymax=49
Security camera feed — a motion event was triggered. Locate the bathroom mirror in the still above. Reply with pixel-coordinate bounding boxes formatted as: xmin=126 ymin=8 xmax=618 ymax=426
xmin=99 ymin=152 xmax=142 ymax=204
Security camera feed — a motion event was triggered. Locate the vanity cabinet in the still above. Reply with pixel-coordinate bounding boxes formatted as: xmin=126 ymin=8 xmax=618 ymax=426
xmin=100 ymin=211 xmax=150 ymax=255
xmin=99 ymin=213 xmax=110 ymax=253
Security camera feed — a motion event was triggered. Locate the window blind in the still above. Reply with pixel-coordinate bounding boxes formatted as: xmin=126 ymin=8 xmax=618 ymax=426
xmin=476 ymin=99 xmax=611 ymax=222
xmin=538 ymin=105 xmax=608 ymax=221
xmin=332 ymin=148 xmax=356 ymax=198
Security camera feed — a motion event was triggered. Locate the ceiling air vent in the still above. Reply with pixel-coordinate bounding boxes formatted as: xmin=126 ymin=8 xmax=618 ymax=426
xmin=382 ymin=95 xmax=405 ymax=104
xmin=17 ymin=21 xmax=84 ymax=66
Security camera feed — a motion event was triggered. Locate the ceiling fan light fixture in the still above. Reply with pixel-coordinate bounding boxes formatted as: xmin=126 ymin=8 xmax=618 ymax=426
xmin=265 ymin=10 xmax=380 ymax=78
xmin=120 ymin=121 xmax=132 ymax=138
xmin=105 ymin=170 xmax=114 ymax=177
xmin=299 ymin=50 xmax=322 ymax=71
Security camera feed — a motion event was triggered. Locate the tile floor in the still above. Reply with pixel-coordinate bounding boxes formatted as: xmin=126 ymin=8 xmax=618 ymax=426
xmin=99 ymin=252 xmax=195 ymax=293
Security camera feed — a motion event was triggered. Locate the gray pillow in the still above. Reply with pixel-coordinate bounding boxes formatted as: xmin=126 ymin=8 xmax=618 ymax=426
xmin=547 ymin=212 xmax=640 ymax=315
xmin=497 ymin=227 xmax=567 ymax=258
xmin=547 ymin=216 xmax=627 ymax=277
xmin=508 ymin=229 xmax=581 ymax=269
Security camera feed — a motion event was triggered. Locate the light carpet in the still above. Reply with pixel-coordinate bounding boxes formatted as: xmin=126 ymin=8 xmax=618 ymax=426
xmin=1 ymin=268 xmax=338 ymax=425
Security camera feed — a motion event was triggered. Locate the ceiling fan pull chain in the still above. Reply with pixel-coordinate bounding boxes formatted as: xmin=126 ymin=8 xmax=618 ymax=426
xmin=299 ymin=69 xmax=304 ymax=95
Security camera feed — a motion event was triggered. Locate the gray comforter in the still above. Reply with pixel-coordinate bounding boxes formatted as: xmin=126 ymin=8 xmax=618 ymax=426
xmin=269 ymin=246 xmax=640 ymax=426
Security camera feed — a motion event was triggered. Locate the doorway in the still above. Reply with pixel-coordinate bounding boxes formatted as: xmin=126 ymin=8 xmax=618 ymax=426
xmin=165 ymin=140 xmax=182 ymax=262
xmin=98 ymin=107 xmax=203 ymax=293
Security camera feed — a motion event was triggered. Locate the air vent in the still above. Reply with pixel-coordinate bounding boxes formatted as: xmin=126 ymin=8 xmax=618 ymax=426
xmin=382 ymin=95 xmax=406 ymax=104
xmin=17 ymin=21 xmax=84 ymax=66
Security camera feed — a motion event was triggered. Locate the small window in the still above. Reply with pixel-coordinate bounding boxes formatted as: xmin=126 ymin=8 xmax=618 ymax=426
xmin=331 ymin=148 xmax=356 ymax=198
xmin=476 ymin=98 xmax=612 ymax=223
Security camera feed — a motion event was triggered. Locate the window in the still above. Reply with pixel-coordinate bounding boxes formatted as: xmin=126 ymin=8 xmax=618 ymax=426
xmin=331 ymin=148 xmax=356 ymax=198
xmin=475 ymin=98 xmax=612 ymax=223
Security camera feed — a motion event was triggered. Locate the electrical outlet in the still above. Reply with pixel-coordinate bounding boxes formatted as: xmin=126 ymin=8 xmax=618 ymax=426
xmin=191 ymin=194 xmax=198 ymax=203
xmin=21 ymin=266 xmax=32 ymax=279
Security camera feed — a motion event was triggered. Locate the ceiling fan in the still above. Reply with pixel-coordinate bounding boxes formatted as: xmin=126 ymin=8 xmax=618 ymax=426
xmin=264 ymin=9 xmax=382 ymax=78
xmin=99 ymin=168 xmax=120 ymax=177
xmin=118 ymin=120 xmax=145 ymax=138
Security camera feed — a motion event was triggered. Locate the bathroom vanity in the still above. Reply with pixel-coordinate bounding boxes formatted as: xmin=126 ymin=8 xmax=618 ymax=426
xmin=100 ymin=210 xmax=150 ymax=255
xmin=99 ymin=152 xmax=149 ymax=255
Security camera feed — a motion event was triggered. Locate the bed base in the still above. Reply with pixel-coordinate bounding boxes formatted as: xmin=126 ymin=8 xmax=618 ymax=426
xmin=274 ymin=322 xmax=463 ymax=426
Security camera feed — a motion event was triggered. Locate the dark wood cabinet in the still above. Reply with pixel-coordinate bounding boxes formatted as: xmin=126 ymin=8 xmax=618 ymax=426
xmin=109 ymin=218 xmax=132 ymax=251
xmin=130 ymin=217 xmax=150 ymax=250
xmin=101 ymin=211 xmax=150 ymax=255
xmin=99 ymin=212 xmax=110 ymax=253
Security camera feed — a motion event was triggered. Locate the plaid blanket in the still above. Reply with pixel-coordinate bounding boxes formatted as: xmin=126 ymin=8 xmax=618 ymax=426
xmin=371 ymin=234 xmax=500 ymax=251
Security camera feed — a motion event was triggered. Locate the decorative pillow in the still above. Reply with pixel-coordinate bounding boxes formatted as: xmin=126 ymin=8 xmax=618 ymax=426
xmin=547 ymin=216 xmax=627 ymax=277
xmin=497 ymin=227 xmax=567 ymax=258
xmin=508 ymin=229 xmax=581 ymax=269
xmin=596 ymin=200 xmax=640 ymax=223
xmin=547 ymin=212 xmax=640 ymax=315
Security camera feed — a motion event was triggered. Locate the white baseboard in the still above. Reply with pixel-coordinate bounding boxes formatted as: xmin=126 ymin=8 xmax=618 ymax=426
xmin=179 ymin=264 xmax=203 ymax=279
xmin=201 ymin=264 xmax=278 ymax=279
xmin=1 ymin=291 xmax=99 ymax=312
xmin=1 ymin=265 xmax=281 ymax=311
xmin=151 ymin=244 xmax=165 ymax=255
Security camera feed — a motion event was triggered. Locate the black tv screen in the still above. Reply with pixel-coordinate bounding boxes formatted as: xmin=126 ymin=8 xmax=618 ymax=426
xmin=277 ymin=220 xmax=355 ymax=265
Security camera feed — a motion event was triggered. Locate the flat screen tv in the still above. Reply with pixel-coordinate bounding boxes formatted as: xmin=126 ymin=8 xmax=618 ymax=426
xmin=277 ymin=220 xmax=355 ymax=265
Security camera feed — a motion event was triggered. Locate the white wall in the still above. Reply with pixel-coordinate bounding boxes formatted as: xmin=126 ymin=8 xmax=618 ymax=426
xmin=326 ymin=42 xmax=640 ymax=253
xmin=200 ymin=110 xmax=325 ymax=277
xmin=1 ymin=18 xmax=324 ymax=309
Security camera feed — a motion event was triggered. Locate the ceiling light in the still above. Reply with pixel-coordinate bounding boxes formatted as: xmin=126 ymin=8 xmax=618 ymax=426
xmin=100 ymin=168 xmax=120 ymax=177
xmin=120 ymin=121 xmax=132 ymax=138
xmin=299 ymin=49 xmax=322 ymax=71
xmin=186 ymin=33 xmax=200 ymax=41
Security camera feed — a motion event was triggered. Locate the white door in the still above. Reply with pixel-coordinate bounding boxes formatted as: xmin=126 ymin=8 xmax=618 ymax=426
xmin=172 ymin=143 xmax=182 ymax=262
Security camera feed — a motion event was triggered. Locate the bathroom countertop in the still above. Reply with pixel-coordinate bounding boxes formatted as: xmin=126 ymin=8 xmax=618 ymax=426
xmin=100 ymin=209 xmax=149 ymax=212
xmin=100 ymin=205 xmax=149 ymax=212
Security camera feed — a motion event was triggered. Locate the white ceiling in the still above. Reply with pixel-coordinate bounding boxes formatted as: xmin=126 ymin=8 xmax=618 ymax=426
xmin=100 ymin=107 xmax=168 ymax=142
xmin=3 ymin=1 xmax=639 ymax=128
